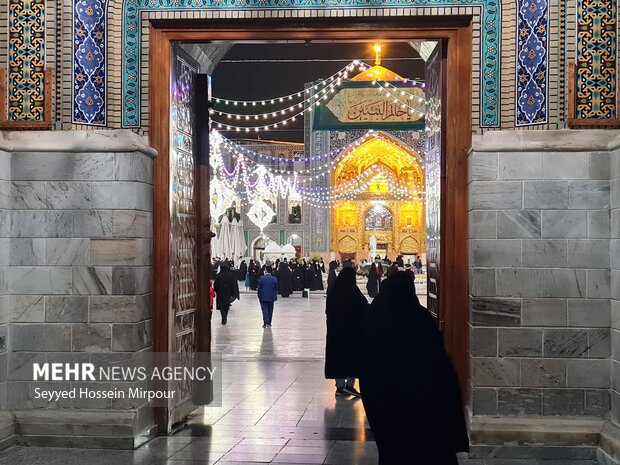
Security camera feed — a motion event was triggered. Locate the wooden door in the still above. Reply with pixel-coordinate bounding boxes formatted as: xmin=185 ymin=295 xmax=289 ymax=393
xmin=167 ymin=44 xmax=201 ymax=429
xmin=424 ymin=42 xmax=444 ymax=327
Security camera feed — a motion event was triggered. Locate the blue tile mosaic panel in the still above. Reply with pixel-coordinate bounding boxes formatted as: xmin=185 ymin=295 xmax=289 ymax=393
xmin=73 ymin=0 xmax=107 ymax=125
xmin=516 ymin=0 xmax=548 ymax=125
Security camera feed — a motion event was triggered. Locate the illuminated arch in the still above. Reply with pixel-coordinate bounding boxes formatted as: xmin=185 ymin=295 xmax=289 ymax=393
xmin=338 ymin=235 xmax=358 ymax=254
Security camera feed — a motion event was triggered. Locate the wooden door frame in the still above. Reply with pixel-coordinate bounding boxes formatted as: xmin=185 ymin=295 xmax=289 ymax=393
xmin=150 ymin=18 xmax=472 ymax=407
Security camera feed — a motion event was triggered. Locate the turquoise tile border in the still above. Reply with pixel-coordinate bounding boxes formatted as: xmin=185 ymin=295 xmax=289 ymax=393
xmin=120 ymin=0 xmax=501 ymax=128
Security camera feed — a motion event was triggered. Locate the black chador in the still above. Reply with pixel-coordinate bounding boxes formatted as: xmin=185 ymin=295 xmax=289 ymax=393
xmin=248 ymin=259 xmax=260 ymax=290
xmin=360 ymin=273 xmax=469 ymax=465
xmin=325 ymin=267 xmax=368 ymax=380
xmin=312 ymin=262 xmax=324 ymax=291
xmin=327 ymin=260 xmax=339 ymax=292
xmin=366 ymin=262 xmax=382 ymax=298
xmin=277 ymin=260 xmax=293 ymax=297
xmin=304 ymin=263 xmax=314 ymax=290
xmin=292 ymin=262 xmax=304 ymax=291
xmin=238 ymin=260 xmax=247 ymax=281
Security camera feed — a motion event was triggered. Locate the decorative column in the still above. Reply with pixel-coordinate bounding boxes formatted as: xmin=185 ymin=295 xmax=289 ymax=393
xmin=1 ymin=0 xmax=53 ymax=128
xmin=568 ymin=0 xmax=618 ymax=126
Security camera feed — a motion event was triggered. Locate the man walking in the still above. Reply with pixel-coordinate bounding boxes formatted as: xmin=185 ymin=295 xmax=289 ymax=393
xmin=258 ymin=266 xmax=278 ymax=328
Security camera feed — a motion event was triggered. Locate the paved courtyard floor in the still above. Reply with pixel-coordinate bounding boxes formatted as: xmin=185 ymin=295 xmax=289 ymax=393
xmin=0 ymin=292 xmax=601 ymax=464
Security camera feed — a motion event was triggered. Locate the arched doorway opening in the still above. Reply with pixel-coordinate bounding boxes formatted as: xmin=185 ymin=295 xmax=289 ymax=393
xmin=150 ymin=22 xmax=471 ymax=430
xmin=331 ymin=132 xmax=425 ymax=262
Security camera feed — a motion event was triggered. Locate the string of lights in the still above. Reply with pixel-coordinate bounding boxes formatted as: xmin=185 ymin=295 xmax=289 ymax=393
xmin=215 ymin=130 xmax=380 ymax=177
xmin=211 ymin=67 xmax=352 ymax=121
xmin=212 ymin=60 xmax=367 ymax=106
xmin=214 ymin=145 xmax=423 ymax=205
xmin=372 ymin=80 xmax=426 ymax=116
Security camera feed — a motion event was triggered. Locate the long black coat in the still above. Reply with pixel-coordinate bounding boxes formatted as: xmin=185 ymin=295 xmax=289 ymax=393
xmin=325 ymin=268 xmax=368 ymax=379
xmin=213 ymin=267 xmax=239 ymax=312
xmin=277 ymin=262 xmax=293 ymax=297
xmin=360 ymin=272 xmax=468 ymax=465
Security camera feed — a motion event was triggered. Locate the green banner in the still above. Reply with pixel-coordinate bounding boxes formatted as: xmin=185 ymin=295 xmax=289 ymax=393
xmin=313 ymin=81 xmax=425 ymax=131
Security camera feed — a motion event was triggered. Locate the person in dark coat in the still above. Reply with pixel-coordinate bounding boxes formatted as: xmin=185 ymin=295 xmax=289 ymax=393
xmin=291 ymin=261 xmax=303 ymax=291
xmin=327 ymin=259 xmax=340 ymax=292
xmin=366 ymin=257 xmax=382 ymax=298
xmin=405 ymin=263 xmax=416 ymax=282
xmin=313 ymin=261 xmax=324 ymax=291
xmin=238 ymin=260 xmax=247 ymax=282
xmin=305 ymin=262 xmax=315 ymax=291
xmin=213 ymin=263 xmax=239 ymax=325
xmin=257 ymin=266 xmax=278 ymax=328
xmin=386 ymin=261 xmax=398 ymax=278
xmin=319 ymin=257 xmax=326 ymax=273
xmin=248 ymin=259 xmax=260 ymax=290
xmin=360 ymin=272 xmax=469 ymax=465
xmin=325 ymin=267 xmax=368 ymax=397
xmin=277 ymin=259 xmax=293 ymax=297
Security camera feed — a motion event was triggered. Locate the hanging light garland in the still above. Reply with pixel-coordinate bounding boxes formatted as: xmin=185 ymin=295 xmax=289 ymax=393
xmin=212 ymin=60 xmax=367 ymax=107
xmin=217 ymin=152 xmax=423 ymax=205
xmin=216 ymin=130 xmax=382 ymax=181
xmin=210 ymin=67 xmax=354 ymax=123
xmin=207 ymin=46 xmax=431 ymax=212
xmin=371 ymin=79 xmax=427 ymax=116
xmin=210 ymin=60 xmax=428 ymax=133
xmin=215 ymin=129 xmax=426 ymax=185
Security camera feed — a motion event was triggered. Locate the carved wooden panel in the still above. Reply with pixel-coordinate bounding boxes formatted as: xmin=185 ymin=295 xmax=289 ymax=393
xmin=169 ymin=44 xmax=199 ymax=425
xmin=425 ymin=44 xmax=442 ymax=321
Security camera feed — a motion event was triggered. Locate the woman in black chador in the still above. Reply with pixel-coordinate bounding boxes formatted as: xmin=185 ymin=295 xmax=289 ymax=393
xmin=325 ymin=267 xmax=368 ymax=395
xmin=312 ymin=261 xmax=324 ymax=291
xmin=277 ymin=259 xmax=293 ymax=297
xmin=238 ymin=259 xmax=247 ymax=282
xmin=248 ymin=259 xmax=260 ymax=290
xmin=327 ymin=259 xmax=340 ymax=292
xmin=291 ymin=261 xmax=303 ymax=291
xmin=360 ymin=272 xmax=469 ymax=465
xmin=366 ymin=261 xmax=381 ymax=298
xmin=213 ymin=263 xmax=240 ymax=325
xmin=304 ymin=262 xmax=315 ymax=290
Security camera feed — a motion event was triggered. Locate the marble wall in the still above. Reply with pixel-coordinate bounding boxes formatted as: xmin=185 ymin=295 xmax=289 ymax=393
xmin=468 ymin=130 xmax=620 ymax=458
xmin=611 ymin=146 xmax=620 ymax=425
xmin=0 ymin=146 xmax=12 ymax=447
xmin=0 ymin=130 xmax=156 ymax=447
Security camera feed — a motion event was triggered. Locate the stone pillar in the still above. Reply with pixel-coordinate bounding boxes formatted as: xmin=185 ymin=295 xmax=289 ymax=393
xmin=0 ymin=130 xmax=155 ymax=448
xmin=468 ymin=130 xmax=618 ymax=458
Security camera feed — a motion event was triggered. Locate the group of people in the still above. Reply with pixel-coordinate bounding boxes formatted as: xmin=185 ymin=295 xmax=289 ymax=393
xmin=211 ymin=256 xmax=329 ymax=327
xmin=365 ymin=254 xmax=424 ymax=298
xmin=245 ymin=257 xmax=326 ymax=294
xmin=325 ymin=261 xmax=468 ymax=465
